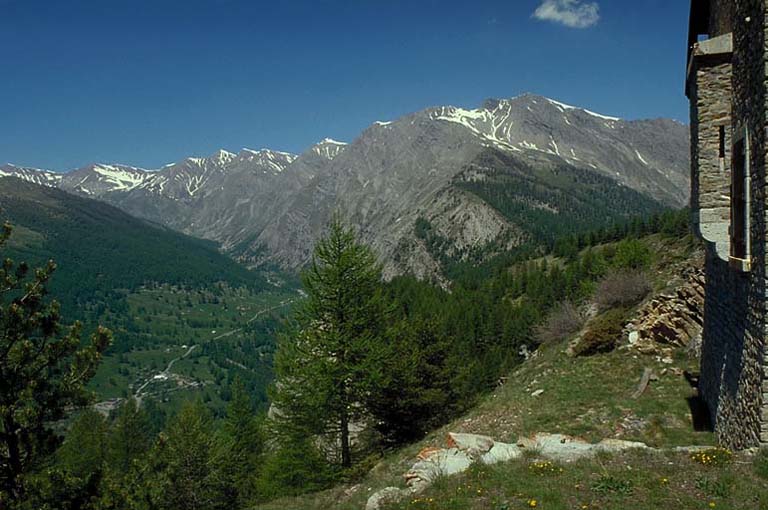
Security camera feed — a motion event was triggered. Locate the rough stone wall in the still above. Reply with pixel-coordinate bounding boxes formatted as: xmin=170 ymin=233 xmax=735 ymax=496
xmin=690 ymin=56 xmax=732 ymax=260
xmin=709 ymin=1 xmax=734 ymax=36
xmin=696 ymin=0 xmax=768 ymax=449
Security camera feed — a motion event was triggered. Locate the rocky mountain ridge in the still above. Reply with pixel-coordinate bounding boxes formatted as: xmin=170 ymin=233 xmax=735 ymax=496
xmin=1 ymin=94 xmax=690 ymax=280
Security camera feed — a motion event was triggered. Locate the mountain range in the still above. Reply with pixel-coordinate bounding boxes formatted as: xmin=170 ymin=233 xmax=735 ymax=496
xmin=1 ymin=94 xmax=689 ymax=281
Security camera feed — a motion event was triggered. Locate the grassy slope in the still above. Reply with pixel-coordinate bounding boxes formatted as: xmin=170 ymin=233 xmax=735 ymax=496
xmin=257 ymin=235 xmax=743 ymax=510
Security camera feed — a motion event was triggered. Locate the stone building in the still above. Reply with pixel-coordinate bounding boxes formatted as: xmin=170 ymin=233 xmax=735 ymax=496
xmin=686 ymin=0 xmax=768 ymax=448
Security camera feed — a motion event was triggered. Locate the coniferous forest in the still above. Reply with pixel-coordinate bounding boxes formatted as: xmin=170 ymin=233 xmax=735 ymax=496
xmin=0 ymin=205 xmax=691 ymax=509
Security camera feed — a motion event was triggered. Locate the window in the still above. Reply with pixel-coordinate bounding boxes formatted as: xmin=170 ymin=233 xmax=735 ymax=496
xmin=719 ymin=125 xmax=726 ymax=159
xmin=731 ymin=136 xmax=748 ymax=261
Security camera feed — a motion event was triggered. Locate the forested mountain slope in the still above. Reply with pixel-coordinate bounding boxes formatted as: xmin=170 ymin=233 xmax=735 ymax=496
xmin=0 ymin=177 xmax=295 ymax=411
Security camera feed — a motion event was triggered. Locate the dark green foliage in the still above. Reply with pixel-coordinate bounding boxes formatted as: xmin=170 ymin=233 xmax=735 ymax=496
xmin=107 ymin=399 xmax=152 ymax=473
xmin=573 ymin=308 xmax=629 ymax=357
xmin=56 ymin=410 xmax=108 ymax=480
xmin=612 ymin=239 xmax=653 ymax=270
xmin=590 ymin=474 xmax=634 ymax=495
xmin=220 ymin=379 xmax=264 ymax=507
xmin=152 ymin=401 xmax=228 ymax=510
xmin=0 ymin=222 xmax=111 ymax=507
xmin=366 ymin=318 xmax=459 ymax=445
xmin=272 ymin=218 xmax=387 ymax=469
xmin=255 ymin=434 xmax=334 ymax=500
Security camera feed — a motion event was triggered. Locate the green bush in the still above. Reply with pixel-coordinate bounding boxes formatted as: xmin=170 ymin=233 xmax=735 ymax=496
xmin=612 ymin=239 xmax=652 ymax=270
xmin=573 ymin=308 xmax=628 ymax=357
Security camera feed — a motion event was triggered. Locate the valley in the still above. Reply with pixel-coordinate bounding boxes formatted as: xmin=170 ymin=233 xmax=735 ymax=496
xmin=0 ymin=95 xmax=705 ymax=509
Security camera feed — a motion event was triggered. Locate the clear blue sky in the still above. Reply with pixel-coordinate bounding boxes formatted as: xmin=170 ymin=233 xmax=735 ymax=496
xmin=0 ymin=0 xmax=690 ymax=171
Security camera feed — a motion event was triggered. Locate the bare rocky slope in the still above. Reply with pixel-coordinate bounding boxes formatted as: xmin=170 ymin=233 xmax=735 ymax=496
xmin=1 ymin=94 xmax=689 ymax=279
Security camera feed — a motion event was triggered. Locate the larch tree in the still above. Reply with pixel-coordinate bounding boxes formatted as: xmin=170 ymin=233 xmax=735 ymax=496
xmin=271 ymin=217 xmax=387 ymax=469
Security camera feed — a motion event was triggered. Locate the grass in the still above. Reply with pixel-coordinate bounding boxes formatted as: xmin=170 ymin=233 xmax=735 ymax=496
xmin=256 ymin=342 xmax=716 ymax=510
xmin=381 ymin=449 xmax=768 ymax=510
xmin=255 ymin=235 xmax=715 ymax=510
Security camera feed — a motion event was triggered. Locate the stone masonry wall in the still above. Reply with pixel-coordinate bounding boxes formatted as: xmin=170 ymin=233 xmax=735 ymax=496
xmin=697 ymin=0 xmax=768 ymax=449
xmin=690 ymin=57 xmax=732 ymax=260
xmin=709 ymin=1 xmax=734 ymax=36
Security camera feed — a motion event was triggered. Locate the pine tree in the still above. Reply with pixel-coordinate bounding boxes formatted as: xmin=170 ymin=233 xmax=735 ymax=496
xmin=153 ymin=401 xmax=226 ymax=510
xmin=56 ymin=409 xmax=108 ymax=480
xmin=0 ymin=223 xmax=111 ymax=505
xmin=220 ymin=378 xmax=263 ymax=507
xmin=107 ymin=399 xmax=153 ymax=473
xmin=271 ymin=218 xmax=387 ymax=468
xmin=366 ymin=318 xmax=458 ymax=445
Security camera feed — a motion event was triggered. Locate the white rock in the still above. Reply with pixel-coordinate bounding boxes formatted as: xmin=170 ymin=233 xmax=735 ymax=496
xmin=405 ymin=448 xmax=473 ymax=492
xmin=365 ymin=487 xmax=408 ymax=510
xmin=533 ymin=433 xmax=596 ymax=462
xmin=481 ymin=442 xmax=523 ymax=464
xmin=596 ymin=438 xmax=650 ymax=453
xmin=531 ymin=389 xmax=545 ymax=397
xmin=447 ymin=432 xmax=495 ymax=456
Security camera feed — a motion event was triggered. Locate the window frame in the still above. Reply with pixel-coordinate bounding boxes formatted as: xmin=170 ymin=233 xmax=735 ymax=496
xmin=729 ymin=125 xmax=751 ymax=271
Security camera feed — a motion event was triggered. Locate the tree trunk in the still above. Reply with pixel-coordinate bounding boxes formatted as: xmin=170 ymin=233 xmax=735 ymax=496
xmin=2 ymin=420 xmax=24 ymax=502
xmin=340 ymin=407 xmax=351 ymax=468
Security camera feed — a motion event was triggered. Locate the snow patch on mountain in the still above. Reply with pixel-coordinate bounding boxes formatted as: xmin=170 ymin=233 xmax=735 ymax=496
xmin=545 ymin=98 xmax=621 ymax=122
xmin=312 ymin=139 xmax=348 ymax=161
xmin=0 ymin=164 xmax=62 ymax=187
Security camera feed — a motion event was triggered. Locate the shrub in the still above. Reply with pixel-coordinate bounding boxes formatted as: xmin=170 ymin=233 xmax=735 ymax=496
xmin=534 ymin=301 xmax=585 ymax=345
xmin=572 ymin=308 xmax=628 ymax=357
xmin=595 ymin=271 xmax=651 ymax=311
xmin=612 ymin=238 xmax=653 ymax=270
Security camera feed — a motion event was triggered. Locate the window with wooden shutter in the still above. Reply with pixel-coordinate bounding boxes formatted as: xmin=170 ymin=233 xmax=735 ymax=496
xmin=730 ymin=136 xmax=748 ymax=261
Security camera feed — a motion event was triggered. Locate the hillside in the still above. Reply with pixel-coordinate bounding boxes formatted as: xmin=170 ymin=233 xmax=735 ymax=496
xmin=254 ymin=232 xmax=768 ymax=510
xmin=0 ymin=177 xmax=297 ymax=411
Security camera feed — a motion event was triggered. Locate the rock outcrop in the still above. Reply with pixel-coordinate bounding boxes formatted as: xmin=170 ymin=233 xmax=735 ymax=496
xmin=626 ymin=265 xmax=705 ymax=355
xmin=366 ymin=431 xmax=650 ymax=509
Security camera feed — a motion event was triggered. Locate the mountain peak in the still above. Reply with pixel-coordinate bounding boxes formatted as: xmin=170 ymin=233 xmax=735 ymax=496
xmin=504 ymin=94 xmax=621 ymax=122
xmin=319 ymin=138 xmax=347 ymax=146
xmin=311 ymin=139 xmax=348 ymax=161
xmin=210 ymin=149 xmax=237 ymax=165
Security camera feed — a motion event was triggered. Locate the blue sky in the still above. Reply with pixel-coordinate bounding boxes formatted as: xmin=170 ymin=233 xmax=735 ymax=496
xmin=0 ymin=0 xmax=690 ymax=171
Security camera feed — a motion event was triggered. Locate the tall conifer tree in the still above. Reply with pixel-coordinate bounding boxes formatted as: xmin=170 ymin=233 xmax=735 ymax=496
xmin=271 ymin=218 xmax=386 ymax=468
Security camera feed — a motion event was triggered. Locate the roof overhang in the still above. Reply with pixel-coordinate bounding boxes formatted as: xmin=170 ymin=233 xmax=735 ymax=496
xmin=686 ymin=0 xmax=712 ymax=95
xmin=688 ymin=0 xmax=711 ymax=60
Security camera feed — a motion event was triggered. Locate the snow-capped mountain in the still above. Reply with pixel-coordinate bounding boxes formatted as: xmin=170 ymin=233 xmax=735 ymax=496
xmin=1 ymin=164 xmax=62 ymax=187
xmin=246 ymin=94 xmax=688 ymax=278
xmin=1 ymin=94 xmax=689 ymax=280
xmin=59 ymin=164 xmax=152 ymax=196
